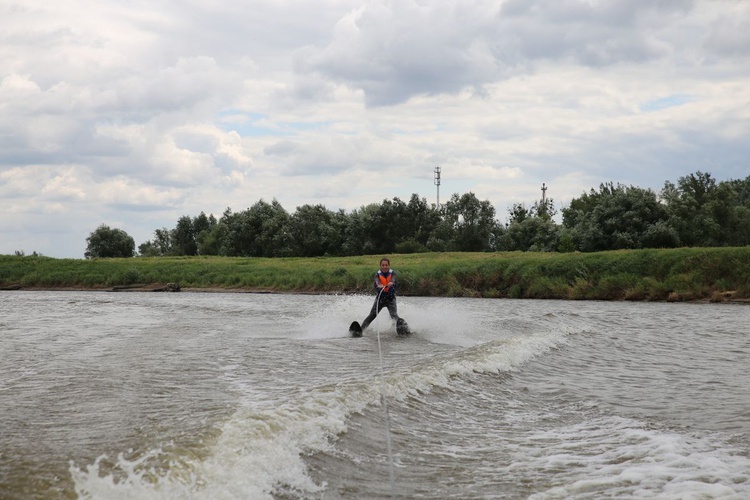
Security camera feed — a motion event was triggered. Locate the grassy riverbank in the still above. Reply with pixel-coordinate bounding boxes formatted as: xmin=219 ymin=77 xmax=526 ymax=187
xmin=2 ymin=248 xmax=749 ymax=301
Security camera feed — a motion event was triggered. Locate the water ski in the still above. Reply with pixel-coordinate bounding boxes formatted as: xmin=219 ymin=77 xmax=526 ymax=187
xmin=396 ymin=318 xmax=411 ymax=336
xmin=349 ymin=321 xmax=363 ymax=338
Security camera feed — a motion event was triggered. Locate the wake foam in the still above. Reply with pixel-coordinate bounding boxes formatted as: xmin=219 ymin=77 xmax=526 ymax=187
xmin=522 ymin=415 xmax=750 ymax=498
xmin=71 ymin=319 xmax=571 ymax=499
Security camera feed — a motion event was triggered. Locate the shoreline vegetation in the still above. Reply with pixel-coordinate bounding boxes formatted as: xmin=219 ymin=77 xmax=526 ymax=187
xmin=1 ymin=247 xmax=749 ymax=303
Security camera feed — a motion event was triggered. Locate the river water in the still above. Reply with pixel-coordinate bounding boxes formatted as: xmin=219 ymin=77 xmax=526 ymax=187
xmin=1 ymin=291 xmax=749 ymax=499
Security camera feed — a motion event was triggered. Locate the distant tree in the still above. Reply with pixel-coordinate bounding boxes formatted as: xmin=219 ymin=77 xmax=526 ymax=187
xmin=342 ymin=203 xmax=381 ymax=255
xmin=728 ymin=174 xmax=750 ymax=206
xmin=563 ymin=183 xmax=671 ymax=251
xmin=661 ymin=171 xmax=750 ymax=246
xmin=376 ymin=197 xmax=411 ymax=252
xmin=137 ymin=212 xmax=218 ymax=257
xmin=501 ymin=202 xmax=560 ymax=252
xmin=220 ymin=199 xmax=292 ymax=257
xmin=506 ymin=217 xmax=560 ymax=252
xmin=255 ymin=200 xmax=293 ymax=256
xmin=508 ymin=203 xmax=532 ymax=224
xmin=193 ymin=211 xmax=215 ymax=237
xmin=288 ymin=204 xmax=343 ymax=257
xmin=442 ymin=192 xmax=497 ymax=251
xmin=153 ymin=228 xmax=173 ymax=255
xmin=218 ymin=207 xmax=245 ymax=256
xmin=640 ymin=221 xmax=681 ymax=249
xmin=557 ymin=229 xmax=576 ymax=253
xmin=532 ymin=197 xmax=557 ymax=220
xmin=352 ymin=196 xmax=434 ymax=253
xmin=661 ymin=171 xmax=716 ymax=246
xmin=171 ymin=215 xmax=198 ymax=256
xmin=341 ymin=195 xmax=442 ymax=255
xmin=425 ymin=216 xmax=454 ymax=252
xmin=138 ymin=227 xmax=172 ymax=256
xmin=133 ymin=172 xmax=750 ymax=259
xmin=85 ymin=224 xmax=135 ymax=258
xmin=196 ymin=213 xmax=223 ymax=256
xmin=178 ymin=211 xmax=217 ymax=256
xmin=405 ymin=194 xmax=442 ymax=247
xmin=488 ymin=222 xmax=508 ymax=252
xmin=137 ymin=240 xmax=161 ymax=257
xmin=196 ymin=224 xmax=225 ymax=256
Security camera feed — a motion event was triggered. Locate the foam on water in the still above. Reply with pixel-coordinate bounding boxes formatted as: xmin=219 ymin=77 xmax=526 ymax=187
xmin=296 ymin=293 xmax=370 ymax=340
xmin=70 ymin=391 xmax=356 ymax=499
xmin=521 ymin=415 xmax=750 ymax=498
xmin=297 ymin=295 xmax=511 ymax=347
xmin=70 ymin=448 xmax=200 ymax=499
xmin=70 ymin=319 xmax=570 ymax=498
xmin=72 ymin=297 xmax=750 ymax=498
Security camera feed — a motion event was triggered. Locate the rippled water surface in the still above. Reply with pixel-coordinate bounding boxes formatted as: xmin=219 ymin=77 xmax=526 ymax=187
xmin=1 ymin=291 xmax=749 ymax=499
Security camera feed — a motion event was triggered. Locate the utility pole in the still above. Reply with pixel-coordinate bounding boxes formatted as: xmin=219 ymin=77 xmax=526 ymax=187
xmin=434 ymin=166 xmax=442 ymax=208
xmin=541 ymin=183 xmax=547 ymax=205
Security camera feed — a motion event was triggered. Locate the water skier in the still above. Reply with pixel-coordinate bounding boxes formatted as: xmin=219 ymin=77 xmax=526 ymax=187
xmin=365 ymin=256 xmax=411 ymax=332
xmin=349 ymin=257 xmax=409 ymax=337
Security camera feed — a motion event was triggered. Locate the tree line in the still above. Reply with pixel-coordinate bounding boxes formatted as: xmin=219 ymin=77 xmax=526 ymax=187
xmin=85 ymin=171 xmax=750 ymax=258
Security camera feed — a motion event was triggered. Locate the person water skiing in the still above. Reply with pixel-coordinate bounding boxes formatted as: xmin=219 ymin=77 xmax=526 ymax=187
xmin=361 ymin=257 xmax=402 ymax=332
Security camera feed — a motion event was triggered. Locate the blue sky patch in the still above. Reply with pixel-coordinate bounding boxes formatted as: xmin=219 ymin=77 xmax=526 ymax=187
xmin=215 ymin=110 xmax=331 ymax=137
xmin=640 ymin=94 xmax=694 ymax=112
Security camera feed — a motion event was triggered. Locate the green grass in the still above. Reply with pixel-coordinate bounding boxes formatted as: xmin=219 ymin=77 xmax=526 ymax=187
xmin=2 ymin=248 xmax=749 ymax=301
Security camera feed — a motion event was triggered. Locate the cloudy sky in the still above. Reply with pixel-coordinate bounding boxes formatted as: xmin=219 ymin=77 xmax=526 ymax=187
xmin=2 ymin=0 xmax=749 ymax=258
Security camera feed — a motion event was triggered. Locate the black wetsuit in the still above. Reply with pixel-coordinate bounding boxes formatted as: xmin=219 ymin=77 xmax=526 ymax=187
xmin=361 ymin=269 xmax=399 ymax=331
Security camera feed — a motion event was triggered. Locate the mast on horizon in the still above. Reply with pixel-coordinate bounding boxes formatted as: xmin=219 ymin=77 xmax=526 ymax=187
xmin=434 ymin=165 xmax=442 ymax=209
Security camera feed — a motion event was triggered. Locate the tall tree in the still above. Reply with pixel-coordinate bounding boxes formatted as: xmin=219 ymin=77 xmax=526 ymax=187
xmin=342 ymin=203 xmax=382 ymax=255
xmin=171 ymin=215 xmax=198 ymax=256
xmin=195 ymin=212 xmax=220 ymax=255
xmin=405 ymin=193 xmax=441 ymax=246
xmin=442 ymin=192 xmax=497 ymax=251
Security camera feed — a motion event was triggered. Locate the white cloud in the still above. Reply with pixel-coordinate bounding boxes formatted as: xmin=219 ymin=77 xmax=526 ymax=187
xmin=0 ymin=0 xmax=748 ymax=257
xmin=299 ymin=0 xmax=506 ymax=106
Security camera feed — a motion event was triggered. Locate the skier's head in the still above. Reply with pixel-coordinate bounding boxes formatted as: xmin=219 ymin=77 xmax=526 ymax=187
xmin=380 ymin=257 xmax=391 ymax=273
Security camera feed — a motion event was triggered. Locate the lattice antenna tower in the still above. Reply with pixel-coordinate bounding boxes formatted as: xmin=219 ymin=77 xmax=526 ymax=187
xmin=434 ymin=166 xmax=442 ymax=208
xmin=541 ymin=182 xmax=549 ymax=218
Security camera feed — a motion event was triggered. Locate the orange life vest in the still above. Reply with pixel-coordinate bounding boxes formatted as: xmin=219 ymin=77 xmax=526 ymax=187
xmin=378 ymin=272 xmax=393 ymax=288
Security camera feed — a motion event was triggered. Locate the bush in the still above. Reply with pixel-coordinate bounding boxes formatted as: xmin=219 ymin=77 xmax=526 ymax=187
xmin=525 ymin=276 xmax=568 ymax=299
xmin=85 ymin=224 xmax=135 ymax=258
xmin=122 ymin=268 xmax=142 ymax=285
xmin=395 ymin=239 xmax=428 ymax=254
